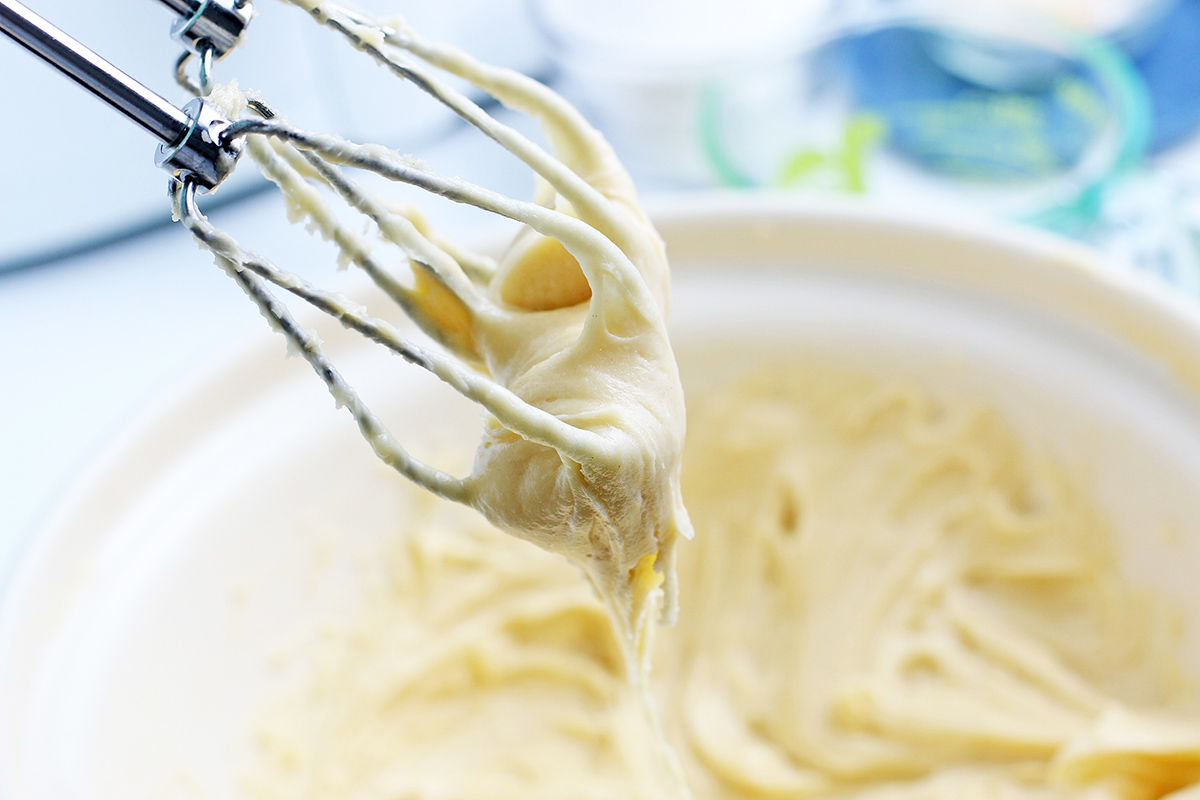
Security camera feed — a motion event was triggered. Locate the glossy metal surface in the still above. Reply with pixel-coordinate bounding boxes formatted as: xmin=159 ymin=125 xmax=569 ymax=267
xmin=0 ymin=0 xmax=190 ymax=145
xmin=154 ymin=98 xmax=242 ymax=190
xmin=0 ymin=0 xmax=241 ymax=189
xmin=163 ymin=0 xmax=254 ymax=59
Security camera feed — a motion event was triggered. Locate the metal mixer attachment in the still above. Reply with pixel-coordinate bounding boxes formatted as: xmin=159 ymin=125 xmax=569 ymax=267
xmin=167 ymin=0 xmax=659 ymax=504
xmin=0 ymin=0 xmax=250 ymax=189
xmin=167 ymin=3 xmax=689 ymax=649
xmin=0 ymin=0 xmax=679 ymax=559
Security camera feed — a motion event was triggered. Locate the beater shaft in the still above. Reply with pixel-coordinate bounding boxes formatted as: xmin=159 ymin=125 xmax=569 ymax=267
xmin=157 ymin=0 xmax=197 ymax=14
xmin=0 ymin=0 xmax=189 ymax=146
xmin=0 ymin=0 xmax=242 ymax=189
xmin=153 ymin=0 xmax=253 ymax=58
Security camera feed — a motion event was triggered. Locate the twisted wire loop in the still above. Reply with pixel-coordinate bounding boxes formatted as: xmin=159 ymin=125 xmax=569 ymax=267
xmin=173 ymin=176 xmax=472 ymax=502
xmin=171 ymin=79 xmax=621 ymax=495
xmin=307 ymin=3 xmax=651 ymax=262
xmin=173 ymin=40 xmax=216 ymax=97
xmin=218 ymin=116 xmax=651 ymax=303
xmin=197 ymin=41 xmax=214 ymax=95
xmin=173 ymin=49 xmax=198 ymax=95
xmin=170 ymin=0 xmax=670 ymax=497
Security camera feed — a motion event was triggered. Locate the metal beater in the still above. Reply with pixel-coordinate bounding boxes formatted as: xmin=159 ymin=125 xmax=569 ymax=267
xmin=0 ymin=0 xmax=250 ymax=189
xmin=0 ymin=2 xmax=687 ymax=607
xmin=0 ymin=0 xmax=594 ymax=497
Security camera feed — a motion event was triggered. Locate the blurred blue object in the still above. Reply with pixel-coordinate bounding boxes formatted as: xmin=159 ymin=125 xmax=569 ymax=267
xmin=1136 ymin=0 xmax=1200 ymax=150
xmin=842 ymin=0 xmax=1200 ymax=181
xmin=841 ymin=28 xmax=1108 ymax=181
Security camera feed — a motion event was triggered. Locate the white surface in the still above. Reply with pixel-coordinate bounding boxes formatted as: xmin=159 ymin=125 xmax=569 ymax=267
xmin=5 ymin=197 xmax=1200 ymax=798
xmin=533 ymin=0 xmax=830 ymax=73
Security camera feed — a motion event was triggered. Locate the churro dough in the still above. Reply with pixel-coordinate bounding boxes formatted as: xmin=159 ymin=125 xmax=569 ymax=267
xmin=246 ymin=362 xmax=1200 ymax=800
xmin=205 ymin=4 xmax=691 ymax=662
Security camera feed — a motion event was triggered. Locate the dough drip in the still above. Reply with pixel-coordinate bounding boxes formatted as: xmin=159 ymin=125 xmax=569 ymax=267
xmin=245 ymin=363 xmax=1200 ymax=800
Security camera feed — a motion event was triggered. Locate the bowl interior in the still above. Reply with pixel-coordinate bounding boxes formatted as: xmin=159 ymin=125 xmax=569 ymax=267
xmin=4 ymin=197 xmax=1200 ymax=799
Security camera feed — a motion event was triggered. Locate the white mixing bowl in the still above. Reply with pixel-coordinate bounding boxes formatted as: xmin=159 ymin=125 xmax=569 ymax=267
xmin=3 ymin=195 xmax=1200 ymax=798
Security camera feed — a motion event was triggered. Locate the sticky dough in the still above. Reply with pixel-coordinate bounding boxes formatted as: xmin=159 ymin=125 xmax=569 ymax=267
xmin=207 ymin=7 xmax=1200 ymax=797
xmin=246 ymin=363 xmax=1200 ymax=800
xmin=202 ymin=3 xmax=692 ymax=667
xmin=198 ymin=9 xmax=693 ymax=792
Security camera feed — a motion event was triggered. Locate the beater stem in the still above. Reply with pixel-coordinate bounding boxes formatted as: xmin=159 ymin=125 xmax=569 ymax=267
xmin=0 ymin=0 xmax=242 ymax=189
xmin=0 ymin=0 xmax=190 ymax=146
xmin=155 ymin=0 xmax=197 ymax=16
xmin=154 ymin=0 xmax=254 ymax=59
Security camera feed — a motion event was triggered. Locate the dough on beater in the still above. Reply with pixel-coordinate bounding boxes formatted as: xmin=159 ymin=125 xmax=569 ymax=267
xmin=198 ymin=2 xmax=693 ymax=669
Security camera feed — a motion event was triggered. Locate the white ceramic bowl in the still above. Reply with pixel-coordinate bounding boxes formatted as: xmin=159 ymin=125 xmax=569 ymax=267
xmin=4 ymin=195 xmax=1200 ymax=798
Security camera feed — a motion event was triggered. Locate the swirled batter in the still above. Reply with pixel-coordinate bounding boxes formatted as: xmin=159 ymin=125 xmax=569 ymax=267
xmin=245 ymin=362 xmax=1200 ymax=800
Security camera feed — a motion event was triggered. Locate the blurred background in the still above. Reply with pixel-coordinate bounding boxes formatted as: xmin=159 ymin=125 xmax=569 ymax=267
xmin=3 ymin=0 xmax=1200 ymax=564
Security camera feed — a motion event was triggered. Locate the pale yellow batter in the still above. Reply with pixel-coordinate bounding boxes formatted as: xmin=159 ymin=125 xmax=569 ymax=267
xmin=203 ymin=1 xmax=692 ymax=668
xmin=244 ymin=362 xmax=1200 ymax=800
xmin=193 ymin=6 xmax=1200 ymax=797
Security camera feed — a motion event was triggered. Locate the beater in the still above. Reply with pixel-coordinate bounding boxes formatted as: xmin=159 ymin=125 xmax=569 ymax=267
xmin=0 ymin=0 xmax=691 ymax=654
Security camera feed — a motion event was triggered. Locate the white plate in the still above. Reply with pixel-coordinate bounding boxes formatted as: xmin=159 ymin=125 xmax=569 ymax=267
xmin=4 ymin=195 xmax=1200 ymax=799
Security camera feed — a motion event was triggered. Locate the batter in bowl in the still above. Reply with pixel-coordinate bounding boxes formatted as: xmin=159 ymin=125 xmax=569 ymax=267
xmin=244 ymin=361 xmax=1200 ymax=800
xmin=192 ymin=6 xmax=1200 ymax=797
